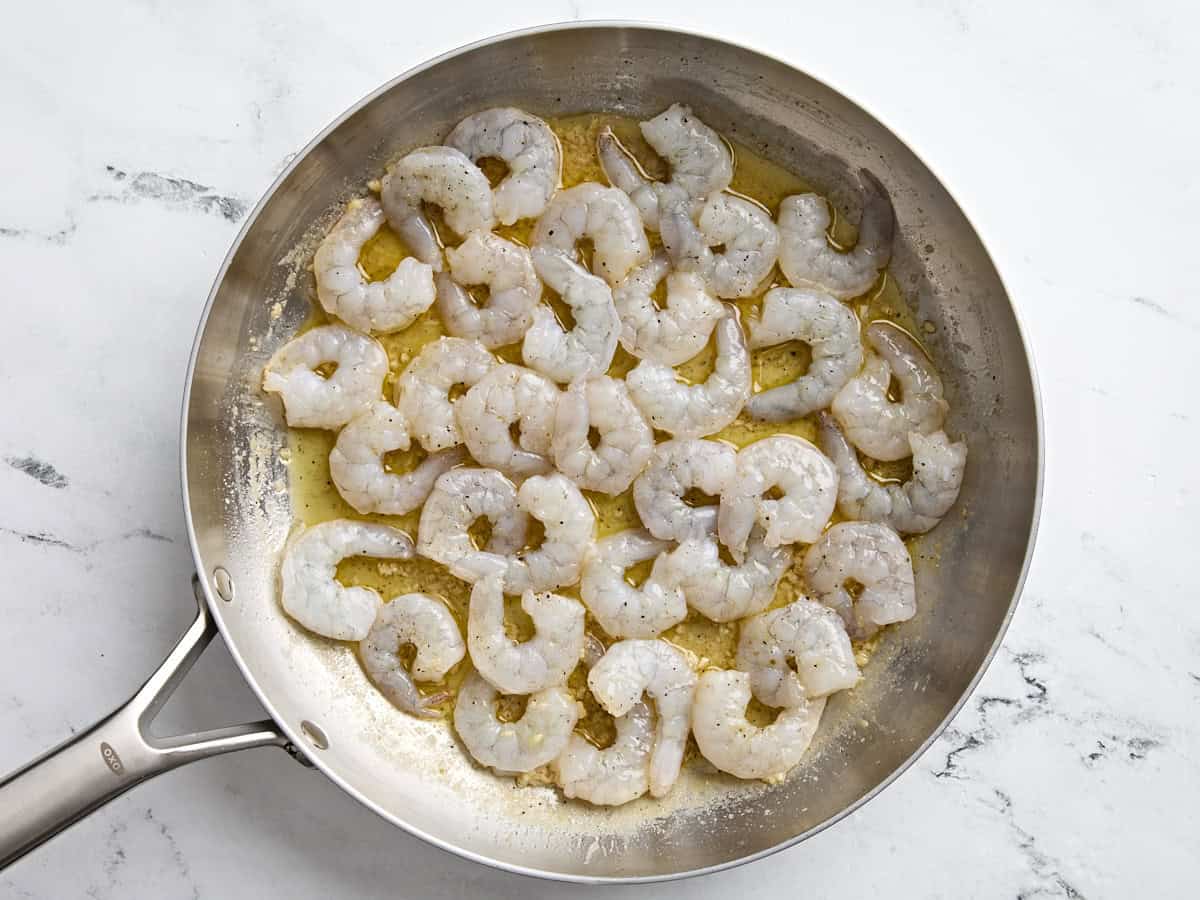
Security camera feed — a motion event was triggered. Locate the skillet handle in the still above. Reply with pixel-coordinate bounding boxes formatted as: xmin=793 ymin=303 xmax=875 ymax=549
xmin=0 ymin=576 xmax=289 ymax=870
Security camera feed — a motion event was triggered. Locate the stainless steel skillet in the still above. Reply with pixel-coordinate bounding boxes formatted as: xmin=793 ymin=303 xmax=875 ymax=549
xmin=0 ymin=21 xmax=1042 ymax=883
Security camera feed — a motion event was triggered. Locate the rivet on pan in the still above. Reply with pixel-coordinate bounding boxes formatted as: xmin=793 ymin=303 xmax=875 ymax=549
xmin=213 ymin=567 xmax=235 ymax=603
xmin=300 ymin=720 xmax=329 ymax=751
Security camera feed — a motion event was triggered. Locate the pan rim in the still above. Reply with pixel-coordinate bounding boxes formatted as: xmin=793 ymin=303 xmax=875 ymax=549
xmin=179 ymin=19 xmax=1044 ymax=884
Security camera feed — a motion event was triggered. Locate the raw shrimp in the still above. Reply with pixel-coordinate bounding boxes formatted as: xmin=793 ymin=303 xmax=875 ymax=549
xmin=313 ymin=197 xmax=436 ymax=333
xmin=692 ymin=670 xmax=826 ymax=781
xmin=554 ymin=699 xmax=653 ymax=806
xmin=380 ymin=146 xmax=495 ymax=268
xmin=551 ymin=376 xmax=654 ymax=495
xmin=632 ymin=438 xmax=736 ymax=542
xmin=394 ymin=336 xmax=497 ymax=451
xmin=436 ymin=232 xmax=541 ymax=349
xmin=777 ymin=170 xmax=894 ymax=299
xmin=455 ymin=363 xmax=559 ymax=477
xmin=453 ymin=672 xmax=579 ymax=774
xmin=263 ymin=325 xmax=388 ymax=430
xmin=626 ymin=311 xmax=751 ymax=438
xmin=588 ymin=639 xmax=697 ymax=798
xmin=596 ymin=104 xmax=733 ymax=229
xmin=695 ymin=193 xmax=780 ymax=299
xmin=522 ymin=247 xmax=620 ymax=383
xmin=663 ymin=529 xmax=792 ymax=622
xmin=717 ymin=435 xmax=838 ymax=561
xmin=531 ymin=182 xmax=650 ymax=285
xmin=736 ymin=597 xmax=859 ymax=708
xmin=802 ymin=521 xmax=916 ymax=640
xmin=466 ymin=568 xmax=586 ymax=695
xmin=579 ymin=530 xmax=686 ymax=638
xmin=359 ymin=593 xmax=465 ymax=718
xmin=329 ymin=401 xmax=466 ymax=516
xmin=745 ymin=288 xmax=864 ymax=421
xmin=416 ymin=467 xmax=528 ymax=572
xmin=444 ymin=107 xmax=561 ymax=225
xmin=611 ymin=252 xmax=723 ymax=366
xmin=817 ymin=412 xmax=966 ymax=534
xmin=280 ymin=520 xmax=413 ymax=641
xmin=831 ymin=322 xmax=948 ymax=461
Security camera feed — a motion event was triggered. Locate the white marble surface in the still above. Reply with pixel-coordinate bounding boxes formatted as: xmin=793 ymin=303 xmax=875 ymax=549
xmin=1 ymin=1 xmax=1197 ymax=896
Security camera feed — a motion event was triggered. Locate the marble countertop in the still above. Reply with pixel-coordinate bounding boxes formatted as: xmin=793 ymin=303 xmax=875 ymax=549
xmin=2 ymin=1 xmax=1196 ymax=896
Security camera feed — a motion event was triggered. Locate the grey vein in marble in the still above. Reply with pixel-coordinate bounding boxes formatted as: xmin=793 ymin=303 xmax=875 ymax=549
xmin=986 ymin=789 xmax=1087 ymax=899
xmin=91 ymin=165 xmax=247 ymax=222
xmin=6 ymin=455 xmax=69 ymax=489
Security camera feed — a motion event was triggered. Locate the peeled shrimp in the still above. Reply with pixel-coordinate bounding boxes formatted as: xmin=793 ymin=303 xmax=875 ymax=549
xmin=531 ymin=182 xmax=650 ymax=285
xmin=611 ymin=252 xmax=723 ymax=366
xmin=380 ymin=146 xmax=494 ymax=268
xmin=466 ymin=568 xmax=585 ymax=695
xmin=802 ymin=521 xmax=916 ymax=640
xmin=444 ymin=107 xmax=560 ymax=225
xmin=416 ymin=467 xmax=528 ymax=572
xmin=360 ymin=593 xmax=465 ymax=718
xmin=454 ymin=671 xmax=579 ymax=774
xmin=455 ymin=363 xmax=559 ymax=477
xmin=717 ymin=435 xmax=838 ymax=561
xmin=521 ymin=247 xmax=620 ymax=383
xmin=632 ymin=438 xmax=736 ymax=542
xmin=554 ymin=699 xmax=653 ymax=806
xmin=745 ymin=288 xmax=864 ymax=421
xmin=626 ymin=311 xmax=751 ymax=438
xmin=596 ymin=104 xmax=732 ymax=230
xmin=777 ymin=171 xmax=894 ymax=299
xmin=736 ymin=597 xmax=859 ymax=708
xmin=579 ymin=530 xmax=686 ymax=638
xmin=436 ymin=232 xmax=541 ymax=349
xmin=394 ymin=337 xmax=497 ymax=451
xmin=588 ymin=639 xmax=697 ymax=798
xmin=818 ymin=412 xmax=966 ymax=535
xmin=551 ymin=376 xmax=654 ymax=495
xmin=313 ymin=197 xmax=435 ymax=333
xmin=831 ymin=322 xmax=948 ymax=461
xmin=663 ymin=529 xmax=792 ymax=623
xmin=329 ymin=401 xmax=466 ymax=516
xmin=692 ymin=670 xmax=825 ymax=781
xmin=263 ymin=325 xmax=388 ymax=430
xmin=280 ymin=520 xmax=413 ymax=641
xmin=695 ymin=193 xmax=780 ymax=299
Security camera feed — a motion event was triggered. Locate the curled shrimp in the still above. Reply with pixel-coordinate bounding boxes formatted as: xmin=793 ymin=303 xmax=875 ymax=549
xmin=831 ymin=322 xmax=948 ymax=461
xmin=588 ymin=639 xmax=697 ymax=798
xmin=663 ymin=529 xmax=792 ymax=623
xmin=695 ymin=193 xmax=780 ymax=299
xmin=330 ymin=401 xmax=466 ymax=516
xmin=531 ymin=182 xmax=650 ymax=285
xmin=555 ymin=699 xmax=654 ymax=806
xmin=612 ymin=252 xmax=723 ymax=366
xmin=416 ymin=467 xmax=528 ymax=573
xmin=626 ymin=310 xmax=751 ymax=438
xmin=745 ymin=287 xmax=864 ymax=421
xmin=436 ymin=232 xmax=541 ymax=349
xmin=280 ymin=520 xmax=413 ymax=641
xmin=802 ymin=521 xmax=916 ymax=640
xmin=777 ymin=170 xmax=894 ymax=299
xmin=360 ymin=593 xmax=465 ymax=718
xmin=692 ymin=669 xmax=825 ymax=781
xmin=455 ymin=363 xmax=559 ymax=477
xmin=717 ymin=435 xmax=839 ymax=561
xmin=817 ymin=412 xmax=966 ymax=535
xmin=444 ymin=107 xmax=561 ymax=225
xmin=313 ymin=197 xmax=435 ymax=333
xmin=380 ymin=146 xmax=495 ymax=268
xmin=522 ymin=247 xmax=620 ymax=384
xmin=263 ymin=325 xmax=388 ymax=430
xmin=394 ymin=337 xmax=497 ymax=451
xmin=453 ymin=671 xmax=579 ymax=774
xmin=736 ymin=597 xmax=859 ymax=707
xmin=632 ymin=438 xmax=736 ymax=542
xmin=579 ymin=530 xmax=686 ymax=639
xmin=466 ymin=567 xmax=586 ymax=695
xmin=551 ymin=376 xmax=654 ymax=495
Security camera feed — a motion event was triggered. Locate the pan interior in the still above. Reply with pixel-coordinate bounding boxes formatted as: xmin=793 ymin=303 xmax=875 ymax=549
xmin=183 ymin=25 xmax=1039 ymax=881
